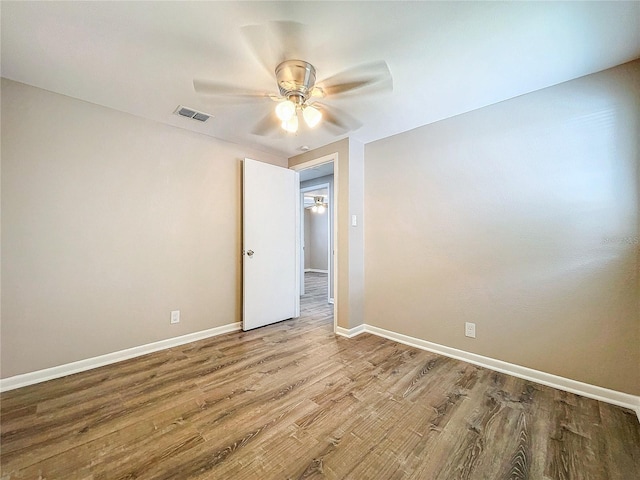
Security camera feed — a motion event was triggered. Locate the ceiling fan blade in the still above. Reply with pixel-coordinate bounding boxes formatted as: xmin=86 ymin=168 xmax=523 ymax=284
xmin=239 ymin=24 xmax=276 ymax=78
xmin=314 ymin=102 xmax=363 ymax=134
xmin=240 ymin=21 xmax=310 ymax=77
xmin=251 ymin=109 xmax=281 ymax=136
xmin=315 ymin=61 xmax=393 ymax=98
xmin=269 ymin=21 xmax=309 ymax=65
xmin=193 ymin=79 xmax=276 ymax=100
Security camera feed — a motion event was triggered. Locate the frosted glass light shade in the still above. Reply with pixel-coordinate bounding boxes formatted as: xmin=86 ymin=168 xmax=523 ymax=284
xmin=275 ymin=100 xmax=296 ymax=121
xmin=303 ymin=105 xmax=322 ymax=128
xmin=281 ymin=114 xmax=298 ymax=133
xmin=317 ymin=205 xmax=326 ymax=214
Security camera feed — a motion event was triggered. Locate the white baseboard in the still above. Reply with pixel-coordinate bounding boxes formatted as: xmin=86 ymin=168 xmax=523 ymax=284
xmin=340 ymin=324 xmax=640 ymax=421
xmin=0 ymin=322 xmax=242 ymax=393
xmin=4 ymin=320 xmax=638 ymax=422
xmin=335 ymin=324 xmax=366 ymax=338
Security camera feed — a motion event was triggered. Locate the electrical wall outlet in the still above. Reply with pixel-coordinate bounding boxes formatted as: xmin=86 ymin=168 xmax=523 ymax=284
xmin=170 ymin=310 xmax=180 ymax=324
xmin=465 ymin=322 xmax=476 ymax=338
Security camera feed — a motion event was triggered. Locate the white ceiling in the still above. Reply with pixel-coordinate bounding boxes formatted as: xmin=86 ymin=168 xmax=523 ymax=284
xmin=2 ymin=1 xmax=639 ymax=158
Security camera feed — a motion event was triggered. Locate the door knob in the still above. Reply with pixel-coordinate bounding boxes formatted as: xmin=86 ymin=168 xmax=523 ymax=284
xmin=246 ymin=249 xmax=254 ymax=258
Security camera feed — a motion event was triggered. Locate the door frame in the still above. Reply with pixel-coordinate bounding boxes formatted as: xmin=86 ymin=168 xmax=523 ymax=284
xmin=290 ymin=153 xmax=338 ymax=333
xmin=300 ymin=182 xmax=332 ymax=301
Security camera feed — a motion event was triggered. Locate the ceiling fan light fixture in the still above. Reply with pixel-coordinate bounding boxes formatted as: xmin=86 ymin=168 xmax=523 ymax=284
xmin=303 ymin=105 xmax=322 ymax=128
xmin=275 ymin=100 xmax=296 ymax=121
xmin=281 ymin=114 xmax=299 ymax=133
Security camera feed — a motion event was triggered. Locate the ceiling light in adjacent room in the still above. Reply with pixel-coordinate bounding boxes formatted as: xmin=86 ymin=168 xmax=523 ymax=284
xmin=308 ymin=195 xmax=327 ymax=214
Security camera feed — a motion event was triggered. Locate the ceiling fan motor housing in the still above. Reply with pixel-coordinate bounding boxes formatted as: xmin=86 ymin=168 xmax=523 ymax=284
xmin=276 ymin=60 xmax=316 ymax=103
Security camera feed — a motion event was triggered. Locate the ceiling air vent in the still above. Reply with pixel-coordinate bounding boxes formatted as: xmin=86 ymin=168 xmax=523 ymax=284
xmin=174 ymin=105 xmax=211 ymax=122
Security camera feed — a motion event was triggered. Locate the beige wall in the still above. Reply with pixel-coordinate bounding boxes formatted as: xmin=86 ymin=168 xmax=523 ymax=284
xmin=347 ymin=139 xmax=365 ymax=329
xmin=303 ymin=209 xmax=312 ymax=269
xmin=309 ymin=209 xmax=328 ymax=271
xmin=0 ymin=78 xmax=285 ymax=378
xmin=364 ymin=60 xmax=640 ymax=395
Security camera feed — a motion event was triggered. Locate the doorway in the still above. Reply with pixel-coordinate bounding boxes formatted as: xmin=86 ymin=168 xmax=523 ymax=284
xmin=300 ymin=183 xmax=331 ymax=302
xmin=290 ymin=154 xmax=337 ymax=332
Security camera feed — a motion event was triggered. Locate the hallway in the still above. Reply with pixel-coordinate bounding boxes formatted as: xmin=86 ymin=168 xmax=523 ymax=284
xmin=300 ymin=271 xmax=332 ymax=323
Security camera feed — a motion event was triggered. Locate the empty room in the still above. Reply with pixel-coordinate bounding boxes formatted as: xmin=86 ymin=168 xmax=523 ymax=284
xmin=1 ymin=1 xmax=639 ymax=479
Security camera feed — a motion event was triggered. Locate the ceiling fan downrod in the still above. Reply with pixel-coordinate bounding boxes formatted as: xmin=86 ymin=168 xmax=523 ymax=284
xmin=275 ymin=60 xmax=317 ymax=101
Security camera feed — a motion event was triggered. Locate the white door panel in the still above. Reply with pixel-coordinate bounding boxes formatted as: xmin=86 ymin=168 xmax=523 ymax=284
xmin=243 ymin=158 xmax=299 ymax=330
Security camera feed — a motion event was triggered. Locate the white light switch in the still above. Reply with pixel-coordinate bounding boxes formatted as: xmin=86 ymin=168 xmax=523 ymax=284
xmin=351 ymin=215 xmax=357 ymax=226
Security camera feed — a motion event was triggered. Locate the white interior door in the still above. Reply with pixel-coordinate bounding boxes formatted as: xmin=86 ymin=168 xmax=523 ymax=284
xmin=243 ymin=158 xmax=299 ymax=330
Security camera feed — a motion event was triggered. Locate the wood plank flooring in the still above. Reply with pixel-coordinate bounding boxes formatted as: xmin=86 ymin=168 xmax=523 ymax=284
xmin=1 ymin=272 xmax=639 ymax=479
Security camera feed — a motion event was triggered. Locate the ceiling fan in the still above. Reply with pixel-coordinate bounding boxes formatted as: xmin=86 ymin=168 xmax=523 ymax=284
xmin=304 ymin=194 xmax=328 ymax=213
xmin=193 ymin=21 xmax=393 ymax=135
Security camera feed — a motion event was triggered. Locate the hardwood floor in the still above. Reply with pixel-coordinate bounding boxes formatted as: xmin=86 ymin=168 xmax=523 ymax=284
xmin=1 ymin=272 xmax=639 ymax=479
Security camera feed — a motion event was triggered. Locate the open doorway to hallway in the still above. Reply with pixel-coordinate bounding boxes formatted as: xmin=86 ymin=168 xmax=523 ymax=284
xmin=290 ymin=152 xmax=340 ymax=332
xmin=301 ymin=184 xmax=332 ymax=301
xmin=297 ymin=161 xmax=335 ymax=314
